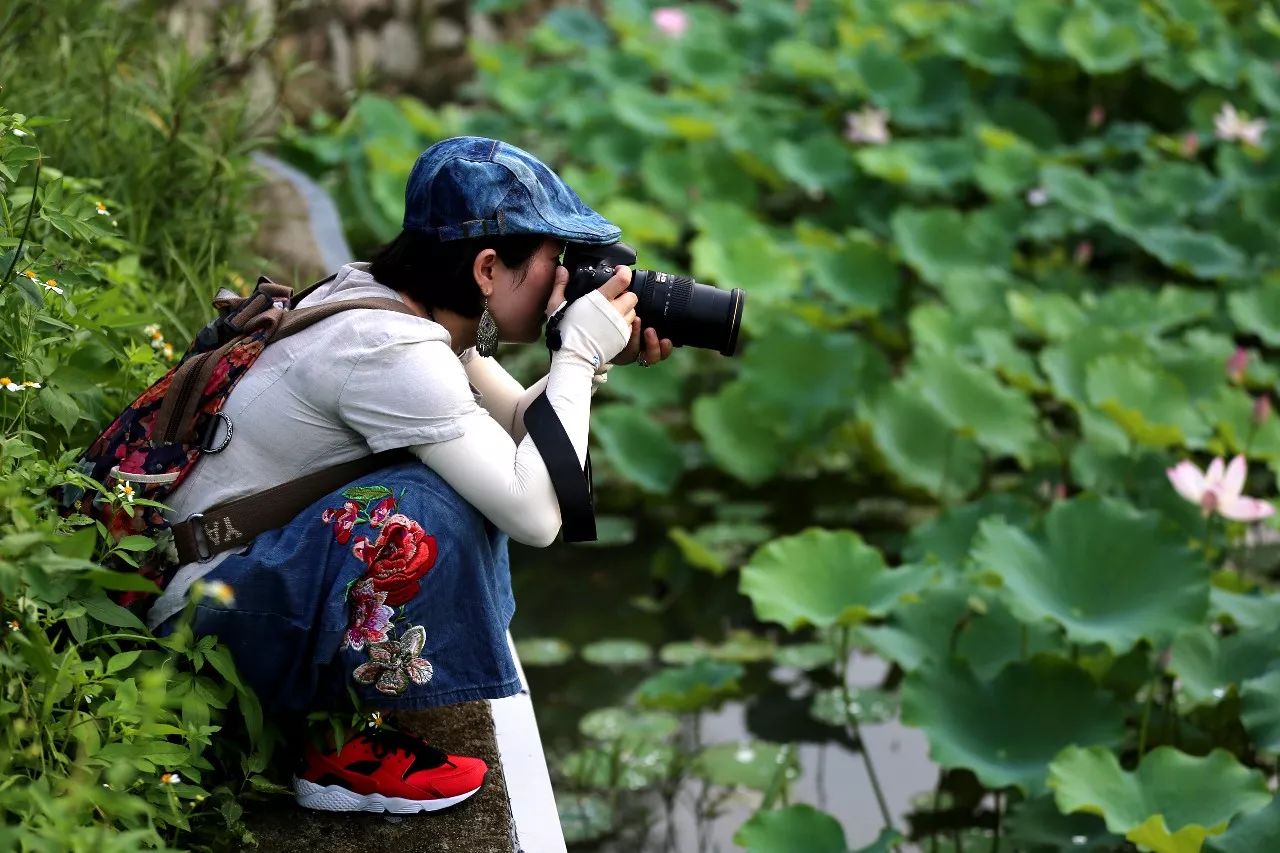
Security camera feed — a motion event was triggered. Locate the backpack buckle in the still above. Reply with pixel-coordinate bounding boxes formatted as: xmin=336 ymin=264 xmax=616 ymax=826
xmin=201 ymin=412 xmax=233 ymax=454
xmin=186 ymin=513 xmax=213 ymax=562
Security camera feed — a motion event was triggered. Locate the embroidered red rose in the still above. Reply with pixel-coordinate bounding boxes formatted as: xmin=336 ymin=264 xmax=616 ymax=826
xmin=350 ymin=513 xmax=437 ymax=606
xmin=321 ymin=500 xmax=360 ymax=544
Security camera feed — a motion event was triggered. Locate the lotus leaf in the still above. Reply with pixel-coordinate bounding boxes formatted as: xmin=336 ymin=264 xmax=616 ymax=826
xmin=633 ymin=660 xmax=743 ymax=713
xmin=902 ymin=656 xmax=1125 ymax=793
xmin=1049 ymin=746 xmax=1271 ymax=851
xmin=580 ymin=638 xmax=652 ymax=667
xmin=891 ymin=207 xmax=1012 ymax=285
xmin=860 ymin=586 xmax=1061 ymax=679
xmin=912 ymin=352 xmax=1041 ymax=463
xmin=810 ymin=686 xmax=897 ymax=727
xmin=591 ymin=404 xmax=684 ymax=494
xmin=692 ymin=741 xmax=797 ymax=791
xmin=1167 ymin=626 xmax=1280 ymax=706
xmin=1060 ymin=4 xmax=1149 ymax=74
xmin=733 ymin=804 xmax=848 ymax=853
xmin=557 ymin=793 xmax=614 ymax=845
xmin=1205 ymin=795 xmax=1280 ymax=853
xmin=972 ymin=496 xmax=1208 ymax=652
xmin=558 ymin=742 xmax=676 ymax=791
xmin=740 ymin=528 xmax=927 ymax=630
xmin=1240 ymin=670 xmax=1280 ymax=753
xmin=514 ymin=637 xmax=573 ymax=666
xmin=578 ymin=707 xmax=680 ymax=743
xmin=866 ymin=384 xmax=984 ymax=501
xmin=1005 ymin=794 xmax=1122 ymax=851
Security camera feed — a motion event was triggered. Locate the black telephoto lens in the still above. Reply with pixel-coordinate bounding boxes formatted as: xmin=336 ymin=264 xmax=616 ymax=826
xmin=632 ymin=270 xmax=745 ymax=356
xmin=561 ymin=242 xmax=745 ymax=357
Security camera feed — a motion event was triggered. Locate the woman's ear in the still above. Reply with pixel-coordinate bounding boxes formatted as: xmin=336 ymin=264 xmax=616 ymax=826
xmin=472 ymin=248 xmax=497 ymax=298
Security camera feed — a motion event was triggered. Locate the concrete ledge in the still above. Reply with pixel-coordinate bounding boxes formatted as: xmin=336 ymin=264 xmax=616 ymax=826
xmin=492 ymin=633 xmax=566 ymax=853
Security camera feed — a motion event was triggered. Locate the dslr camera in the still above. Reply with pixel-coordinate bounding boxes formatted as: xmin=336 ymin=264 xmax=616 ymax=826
xmin=550 ymin=242 xmax=745 ymax=357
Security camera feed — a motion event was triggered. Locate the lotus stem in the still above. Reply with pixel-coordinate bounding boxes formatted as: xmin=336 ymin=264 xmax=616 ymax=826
xmin=837 ymin=626 xmax=894 ymax=830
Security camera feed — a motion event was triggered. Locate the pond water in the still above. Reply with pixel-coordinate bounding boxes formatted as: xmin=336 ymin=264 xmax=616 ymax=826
xmin=509 ymin=534 xmax=938 ymax=851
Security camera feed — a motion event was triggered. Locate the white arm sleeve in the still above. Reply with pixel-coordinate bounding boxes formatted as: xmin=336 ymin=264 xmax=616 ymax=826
xmin=411 ymin=290 xmax=629 ymax=547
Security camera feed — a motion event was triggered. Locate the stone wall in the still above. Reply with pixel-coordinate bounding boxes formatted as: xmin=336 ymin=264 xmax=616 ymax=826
xmin=164 ymin=0 xmax=566 ymax=132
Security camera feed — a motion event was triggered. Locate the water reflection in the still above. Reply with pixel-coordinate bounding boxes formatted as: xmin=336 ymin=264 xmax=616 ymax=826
xmin=510 ymin=540 xmax=936 ymax=851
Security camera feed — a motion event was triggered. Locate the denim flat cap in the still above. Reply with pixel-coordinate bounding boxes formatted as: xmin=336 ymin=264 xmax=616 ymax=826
xmin=402 ymin=136 xmax=621 ymax=245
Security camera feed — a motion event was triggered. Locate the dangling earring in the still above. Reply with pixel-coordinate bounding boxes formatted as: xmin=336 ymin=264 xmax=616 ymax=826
xmin=475 ymin=297 xmax=499 ymax=358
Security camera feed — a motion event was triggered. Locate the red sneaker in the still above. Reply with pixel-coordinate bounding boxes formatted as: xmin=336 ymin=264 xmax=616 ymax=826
xmin=293 ymin=729 xmax=487 ymax=813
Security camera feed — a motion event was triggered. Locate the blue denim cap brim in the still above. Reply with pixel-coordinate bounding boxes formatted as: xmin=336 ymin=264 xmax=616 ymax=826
xmin=402 ymin=137 xmax=621 ymax=245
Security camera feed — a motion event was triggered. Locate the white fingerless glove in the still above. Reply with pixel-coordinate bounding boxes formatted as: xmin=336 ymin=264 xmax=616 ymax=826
xmin=552 ymin=289 xmax=632 ymax=370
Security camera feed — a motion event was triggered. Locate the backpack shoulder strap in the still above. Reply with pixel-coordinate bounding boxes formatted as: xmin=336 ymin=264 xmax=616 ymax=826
xmin=171 ymin=450 xmax=414 ymax=564
xmin=153 ymin=298 xmax=416 ymax=447
xmin=271 ymin=297 xmax=417 ymax=343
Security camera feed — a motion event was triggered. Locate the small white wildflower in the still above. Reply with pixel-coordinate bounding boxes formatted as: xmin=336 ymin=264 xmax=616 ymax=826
xmin=12 ymin=128 xmax=26 ymax=137
xmin=1025 ymin=187 xmax=1050 ymax=207
xmin=40 ymin=279 xmax=63 ymax=295
xmin=114 ymin=482 xmax=135 ymax=504
xmin=368 ymin=711 xmax=384 ymax=729
xmin=201 ymin=580 xmax=235 ymax=606
xmin=95 ymin=201 xmax=109 ymax=216
xmin=162 ymin=343 xmax=174 ymax=360
xmin=160 ymin=772 xmax=180 ymax=785
xmin=1214 ymin=103 xmax=1267 ymax=147
xmin=0 ymin=377 xmax=21 ymax=392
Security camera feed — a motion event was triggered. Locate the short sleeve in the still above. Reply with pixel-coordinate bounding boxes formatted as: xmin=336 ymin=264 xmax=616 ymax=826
xmin=337 ymin=333 xmax=481 ymax=452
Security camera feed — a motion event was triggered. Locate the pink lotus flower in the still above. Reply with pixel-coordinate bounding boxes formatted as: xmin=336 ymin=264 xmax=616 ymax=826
xmin=343 ymin=578 xmax=395 ymax=651
xmin=1214 ymin=103 xmax=1267 ymax=147
xmin=652 ymin=7 xmax=689 ymax=38
xmin=1255 ymin=395 xmax=1272 ymax=425
xmin=844 ymin=107 xmax=891 ymax=145
xmin=1166 ymin=456 xmax=1275 ymax=522
xmin=1227 ymin=346 xmax=1249 ymax=384
xmin=1073 ymin=241 xmax=1094 ymax=267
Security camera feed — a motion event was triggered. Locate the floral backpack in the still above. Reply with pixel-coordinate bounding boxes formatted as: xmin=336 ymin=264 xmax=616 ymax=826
xmin=57 ymin=275 xmax=415 ymax=603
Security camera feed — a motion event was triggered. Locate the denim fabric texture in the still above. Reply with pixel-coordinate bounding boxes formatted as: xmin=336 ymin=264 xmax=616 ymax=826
xmin=156 ymin=461 xmax=519 ymax=713
xmin=401 ymin=136 xmax=622 ymax=245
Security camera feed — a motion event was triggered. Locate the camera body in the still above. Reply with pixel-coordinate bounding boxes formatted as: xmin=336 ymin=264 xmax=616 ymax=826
xmin=558 ymin=242 xmax=744 ymax=357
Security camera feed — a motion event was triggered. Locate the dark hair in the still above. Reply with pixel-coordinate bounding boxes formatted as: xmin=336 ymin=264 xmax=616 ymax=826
xmin=367 ymin=229 xmax=547 ymax=317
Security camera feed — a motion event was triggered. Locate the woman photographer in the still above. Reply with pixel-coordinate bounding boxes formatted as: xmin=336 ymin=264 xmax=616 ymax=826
xmin=150 ymin=137 xmax=673 ymax=813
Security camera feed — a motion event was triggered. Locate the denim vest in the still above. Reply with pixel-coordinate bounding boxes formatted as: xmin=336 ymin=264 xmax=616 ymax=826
xmin=157 ymin=462 xmax=519 ymax=712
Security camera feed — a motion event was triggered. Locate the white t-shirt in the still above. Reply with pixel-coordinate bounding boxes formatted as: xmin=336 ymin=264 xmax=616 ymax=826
xmin=146 ymin=262 xmax=630 ymax=628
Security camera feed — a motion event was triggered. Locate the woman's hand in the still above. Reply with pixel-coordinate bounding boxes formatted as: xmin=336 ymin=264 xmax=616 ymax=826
xmin=610 ymin=319 xmax=674 ymax=368
xmin=590 ymin=265 xmax=674 ymax=368
xmin=546 ymin=264 xmax=640 ymax=327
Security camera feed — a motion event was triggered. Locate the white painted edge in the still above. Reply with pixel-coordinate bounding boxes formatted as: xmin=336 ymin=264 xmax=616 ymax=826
xmin=490 ymin=631 xmax=566 ymax=853
xmin=249 ymin=151 xmax=355 ymax=273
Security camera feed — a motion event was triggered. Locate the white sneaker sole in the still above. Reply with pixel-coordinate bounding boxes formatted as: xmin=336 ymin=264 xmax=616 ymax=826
xmin=293 ymin=776 xmax=482 ymax=813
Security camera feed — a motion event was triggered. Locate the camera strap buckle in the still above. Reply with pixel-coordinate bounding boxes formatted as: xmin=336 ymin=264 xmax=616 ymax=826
xmin=544 ymin=300 xmax=570 ymax=353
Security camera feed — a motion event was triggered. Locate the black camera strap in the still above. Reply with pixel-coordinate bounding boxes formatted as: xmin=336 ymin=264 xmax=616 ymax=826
xmin=523 ymin=391 xmax=596 ymax=543
xmin=523 ymin=299 xmax=597 ymax=542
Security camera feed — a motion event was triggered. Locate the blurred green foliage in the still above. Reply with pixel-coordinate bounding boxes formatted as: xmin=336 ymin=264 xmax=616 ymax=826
xmin=285 ymin=0 xmax=1280 ymax=847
